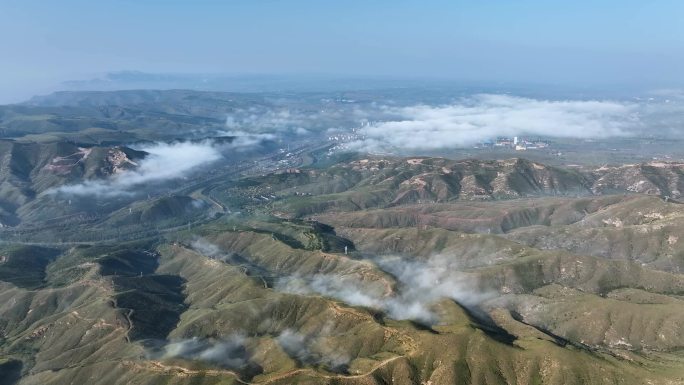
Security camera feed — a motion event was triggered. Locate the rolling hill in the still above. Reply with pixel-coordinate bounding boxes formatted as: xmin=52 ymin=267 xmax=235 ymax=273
xmin=2 ymin=151 xmax=684 ymax=384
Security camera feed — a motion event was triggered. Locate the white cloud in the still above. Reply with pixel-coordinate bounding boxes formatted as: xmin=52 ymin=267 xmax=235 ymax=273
xmin=54 ymin=140 xmax=223 ymax=197
xmin=349 ymin=94 xmax=639 ymax=151
xmin=149 ymin=335 xmax=249 ymax=370
xmin=224 ymin=106 xmax=363 ymax=136
xmin=276 ymin=329 xmax=350 ymax=370
xmin=225 ymin=108 xmax=312 ymax=135
xmin=219 ymin=130 xmax=277 ymax=145
xmin=276 ymin=254 xmax=495 ymax=324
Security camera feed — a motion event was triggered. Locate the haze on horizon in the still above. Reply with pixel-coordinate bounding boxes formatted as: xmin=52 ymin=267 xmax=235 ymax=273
xmin=1 ymin=0 xmax=684 ymax=103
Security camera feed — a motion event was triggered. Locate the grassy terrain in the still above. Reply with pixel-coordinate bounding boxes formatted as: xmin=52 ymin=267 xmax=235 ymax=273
xmin=2 ymin=139 xmax=684 ymax=383
xmin=2 ymin=210 xmax=684 ymax=383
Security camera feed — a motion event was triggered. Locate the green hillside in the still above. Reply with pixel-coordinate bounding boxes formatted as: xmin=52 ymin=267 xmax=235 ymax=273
xmin=2 ymin=140 xmax=684 ymax=384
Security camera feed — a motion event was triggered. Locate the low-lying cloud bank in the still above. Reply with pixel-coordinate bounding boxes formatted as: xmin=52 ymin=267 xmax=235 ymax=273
xmin=226 ymin=109 xmax=310 ymax=135
xmin=225 ymin=106 xmax=362 ymax=136
xmin=349 ymin=94 xmax=639 ymax=151
xmin=182 ymin=239 xmax=494 ymax=367
xmin=148 ymin=336 xmax=250 ymax=369
xmin=54 ymin=138 xmax=259 ymax=198
xmin=277 ymin=254 xmax=496 ymax=324
xmin=190 ymin=238 xmax=494 ymax=324
xmin=191 ymin=237 xmax=243 ymax=264
xmin=147 ymin=330 xmax=350 ymax=373
xmin=276 ymin=329 xmax=350 ymax=371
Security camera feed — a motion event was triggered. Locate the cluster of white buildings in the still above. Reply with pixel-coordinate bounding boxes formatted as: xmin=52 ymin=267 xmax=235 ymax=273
xmin=327 ymin=125 xmax=369 ymax=143
xmin=478 ymin=136 xmax=550 ymax=151
xmin=327 ymin=134 xmax=360 ymax=142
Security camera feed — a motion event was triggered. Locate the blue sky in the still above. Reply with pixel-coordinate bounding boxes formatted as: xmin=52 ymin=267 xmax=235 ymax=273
xmin=1 ymin=0 xmax=684 ymax=102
